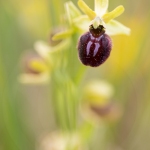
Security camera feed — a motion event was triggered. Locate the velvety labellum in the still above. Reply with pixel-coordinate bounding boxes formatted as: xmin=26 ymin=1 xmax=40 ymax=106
xmin=78 ymin=26 xmax=112 ymax=67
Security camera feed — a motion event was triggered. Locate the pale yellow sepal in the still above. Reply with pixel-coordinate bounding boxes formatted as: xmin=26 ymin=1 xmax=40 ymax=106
xmin=18 ymin=73 xmax=50 ymax=84
xmin=78 ymin=0 xmax=96 ymax=20
xmin=95 ymin=0 xmax=108 ymax=16
xmin=106 ymin=19 xmax=131 ymax=35
xmin=102 ymin=5 xmax=124 ymax=23
xmin=30 ymin=60 xmax=49 ymax=73
xmin=52 ymin=29 xmax=74 ymax=41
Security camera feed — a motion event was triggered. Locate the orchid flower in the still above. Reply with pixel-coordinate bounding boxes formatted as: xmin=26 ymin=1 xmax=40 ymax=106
xmin=18 ymin=38 xmax=71 ymax=84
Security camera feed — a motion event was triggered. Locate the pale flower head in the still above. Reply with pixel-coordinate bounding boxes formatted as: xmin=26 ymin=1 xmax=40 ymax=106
xmin=37 ymin=131 xmax=86 ymax=150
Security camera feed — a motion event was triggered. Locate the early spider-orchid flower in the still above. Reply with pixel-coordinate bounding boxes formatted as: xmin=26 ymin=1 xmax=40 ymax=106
xmin=77 ymin=0 xmax=131 ymax=67
xmin=52 ymin=0 xmax=131 ymax=67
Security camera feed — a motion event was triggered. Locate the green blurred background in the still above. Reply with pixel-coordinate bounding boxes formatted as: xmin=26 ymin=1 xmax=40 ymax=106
xmin=0 ymin=0 xmax=150 ymax=150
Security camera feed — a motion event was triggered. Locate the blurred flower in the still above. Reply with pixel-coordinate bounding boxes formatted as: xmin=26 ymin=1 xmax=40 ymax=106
xmin=81 ymin=80 xmax=122 ymax=122
xmin=19 ymin=51 xmax=50 ymax=84
xmin=19 ymin=26 xmax=71 ymax=84
xmin=83 ymin=80 xmax=114 ymax=106
xmin=37 ymin=131 xmax=86 ymax=150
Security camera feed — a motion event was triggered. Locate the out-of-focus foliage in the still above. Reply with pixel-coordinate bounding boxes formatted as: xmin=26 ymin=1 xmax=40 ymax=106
xmin=0 ymin=0 xmax=150 ymax=150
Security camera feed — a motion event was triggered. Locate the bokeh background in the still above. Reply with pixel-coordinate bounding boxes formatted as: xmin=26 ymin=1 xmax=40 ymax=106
xmin=0 ymin=0 xmax=150 ymax=150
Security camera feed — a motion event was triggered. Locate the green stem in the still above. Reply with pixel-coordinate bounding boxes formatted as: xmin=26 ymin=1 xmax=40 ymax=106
xmin=51 ymin=70 xmax=69 ymax=131
xmin=66 ymin=79 xmax=77 ymax=131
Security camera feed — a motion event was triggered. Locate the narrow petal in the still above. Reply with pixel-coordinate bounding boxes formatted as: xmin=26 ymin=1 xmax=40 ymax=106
xmin=65 ymin=1 xmax=81 ymax=24
xmin=102 ymin=5 xmax=124 ymax=23
xmin=105 ymin=20 xmax=131 ymax=36
xmin=78 ymin=0 xmax=96 ymax=20
xmin=95 ymin=0 xmax=108 ymax=16
xmin=52 ymin=29 xmax=74 ymax=41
